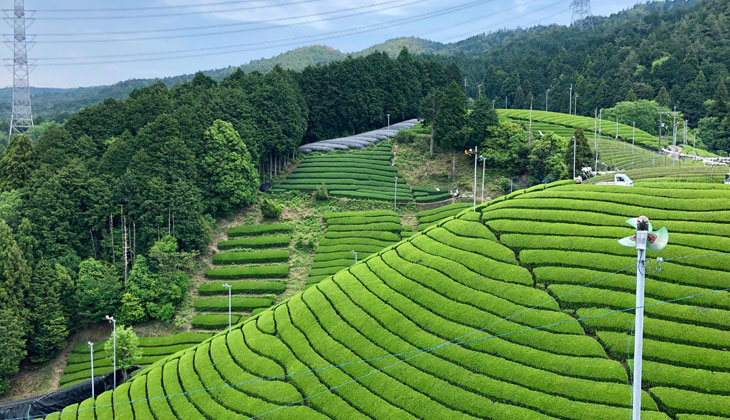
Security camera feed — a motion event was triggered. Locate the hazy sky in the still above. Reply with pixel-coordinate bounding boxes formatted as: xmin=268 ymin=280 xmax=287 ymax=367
xmin=3 ymin=0 xmax=641 ymax=88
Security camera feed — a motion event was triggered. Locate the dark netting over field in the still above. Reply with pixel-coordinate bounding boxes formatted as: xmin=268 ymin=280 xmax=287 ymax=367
xmin=298 ymin=119 xmax=419 ymax=154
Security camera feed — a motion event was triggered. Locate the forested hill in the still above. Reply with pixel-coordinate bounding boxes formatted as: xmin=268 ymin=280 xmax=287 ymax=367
xmin=425 ymin=0 xmax=730 ymax=153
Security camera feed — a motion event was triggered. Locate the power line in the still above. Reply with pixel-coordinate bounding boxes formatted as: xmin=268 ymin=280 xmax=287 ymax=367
xmin=21 ymin=0 xmax=333 ymax=20
xmin=7 ymin=251 xmax=728 ymax=420
xmin=29 ymin=0 xmax=421 ymax=39
xmin=29 ymin=0 xmax=509 ymax=65
xmin=16 ymin=0 xmax=325 ymax=13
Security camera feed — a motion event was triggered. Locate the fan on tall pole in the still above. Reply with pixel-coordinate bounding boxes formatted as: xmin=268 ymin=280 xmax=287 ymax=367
xmin=571 ymin=0 xmax=594 ymax=30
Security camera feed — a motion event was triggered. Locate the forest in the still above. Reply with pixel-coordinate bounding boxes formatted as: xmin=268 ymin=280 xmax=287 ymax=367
xmin=0 ymin=50 xmax=459 ymax=395
xmin=426 ymin=0 xmax=730 ymax=154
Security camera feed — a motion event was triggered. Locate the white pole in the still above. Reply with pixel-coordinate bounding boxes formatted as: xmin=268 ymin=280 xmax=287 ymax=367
xmin=569 ymin=84 xmax=573 ymax=115
xmin=480 ymin=156 xmax=486 ymax=203
xmin=633 ymin=122 xmax=636 ymax=155
xmin=594 ymin=109 xmax=598 ymax=171
xmin=394 ymin=176 xmax=398 ymax=212
xmin=529 ymin=96 xmax=534 ymax=148
xmin=573 ymin=136 xmax=577 ymax=180
xmin=222 ymin=283 xmax=232 ymax=333
xmin=352 ymin=251 xmax=357 ymax=264
xmin=632 ymin=216 xmax=650 ymax=420
xmin=545 ymin=89 xmax=549 ymax=114
xmin=473 ymin=147 xmax=478 ymax=211
xmin=693 ymin=132 xmax=697 ymax=156
xmin=88 ymin=342 xmax=94 ymax=399
xmin=672 ymin=107 xmax=677 ymax=166
xmin=387 ymin=113 xmax=390 ymax=131
xmin=105 ymin=315 xmax=116 ymax=390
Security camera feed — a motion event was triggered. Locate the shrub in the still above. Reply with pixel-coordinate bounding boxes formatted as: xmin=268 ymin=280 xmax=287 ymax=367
xmin=191 ymin=314 xmax=246 ymax=329
xmin=217 ymin=234 xmax=291 ymax=250
xmin=260 ymin=198 xmax=283 ymax=219
xmin=198 ymin=280 xmax=286 ymax=295
xmin=212 ymin=249 xmax=289 ymax=265
xmin=205 ymin=264 xmax=289 ymax=279
xmin=313 ymin=183 xmax=329 ymax=201
xmin=193 ymin=296 xmax=275 ymax=311
xmin=227 ymin=223 xmax=292 ymax=237
xmin=415 ymin=193 xmax=452 ymax=202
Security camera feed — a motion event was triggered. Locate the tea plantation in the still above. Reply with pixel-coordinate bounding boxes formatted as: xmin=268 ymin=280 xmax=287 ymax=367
xmin=43 ymin=179 xmax=730 ymax=419
xmin=498 ymin=109 xmax=719 ymax=158
xmin=192 ymin=223 xmax=294 ymax=329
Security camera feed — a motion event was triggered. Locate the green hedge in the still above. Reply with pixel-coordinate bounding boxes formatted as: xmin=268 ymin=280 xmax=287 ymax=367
xmin=212 ymin=249 xmax=289 ymax=265
xmin=318 ymin=237 xmax=395 ymax=248
xmin=327 ymin=222 xmax=402 ymax=232
xmin=417 ymin=202 xmax=471 ymax=219
xmin=327 ymin=215 xmax=401 ymax=225
xmin=578 ymin=308 xmax=730 ymax=350
xmin=217 ymin=234 xmax=291 ymax=250
xmin=650 ymin=387 xmax=730 ymax=418
xmin=415 ymin=193 xmax=452 ymax=202
xmin=323 ymin=210 xmax=397 ymax=220
xmin=330 ymin=190 xmax=414 ymax=202
xmin=324 ymin=230 xmax=400 ymax=241
xmin=191 ymin=314 xmax=247 ymax=329
xmin=597 ymin=331 xmax=730 ymax=373
xmin=193 ymin=296 xmax=276 ymax=311
xmin=205 ymin=264 xmax=289 ymax=279
xmin=316 ymin=244 xmax=386 ymax=254
xmin=198 ymin=280 xmax=286 ymax=295
xmin=228 ymin=223 xmax=292 ymax=237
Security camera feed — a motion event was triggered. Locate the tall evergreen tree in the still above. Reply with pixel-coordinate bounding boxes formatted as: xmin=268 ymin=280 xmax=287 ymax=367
xmin=712 ymin=79 xmax=729 ymax=118
xmin=434 ymin=82 xmax=468 ymax=176
xmin=200 ymin=120 xmax=259 ymax=215
xmin=467 ymin=97 xmax=499 ymax=146
xmin=74 ymin=258 xmax=122 ymax=323
xmin=564 ymin=128 xmax=594 ymax=175
xmin=654 ymin=86 xmax=672 ymax=108
xmin=26 ymin=260 xmax=70 ymax=363
xmin=0 ymin=135 xmax=36 ymax=192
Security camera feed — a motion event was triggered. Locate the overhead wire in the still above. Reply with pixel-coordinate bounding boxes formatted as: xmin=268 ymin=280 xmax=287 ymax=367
xmin=18 ymin=0 xmax=326 ymax=13
xmin=30 ymin=0 xmax=567 ymax=66
xmin=30 ymin=0 xmax=424 ymax=41
xmin=6 ymin=251 xmax=728 ymax=420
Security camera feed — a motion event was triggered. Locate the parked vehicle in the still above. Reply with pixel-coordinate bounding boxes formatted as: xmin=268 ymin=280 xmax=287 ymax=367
xmin=596 ymin=174 xmax=634 ymax=187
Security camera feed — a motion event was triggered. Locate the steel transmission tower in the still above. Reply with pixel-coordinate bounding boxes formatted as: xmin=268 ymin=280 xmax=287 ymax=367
xmin=570 ymin=0 xmax=594 ymax=30
xmin=8 ymin=0 xmax=33 ymax=140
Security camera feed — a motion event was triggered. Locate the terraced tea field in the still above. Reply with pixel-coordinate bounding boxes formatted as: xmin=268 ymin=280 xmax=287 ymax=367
xmin=274 ymin=143 xmax=450 ymax=203
xmin=499 ymin=109 xmax=718 ymax=158
xmin=306 ymin=210 xmax=403 ymax=286
xmin=58 ymin=332 xmax=212 ymax=389
xmin=44 ymin=180 xmax=730 ymax=420
xmin=192 ymin=223 xmax=294 ymax=329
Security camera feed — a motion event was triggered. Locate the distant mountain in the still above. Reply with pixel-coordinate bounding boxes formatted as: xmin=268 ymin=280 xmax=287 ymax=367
xmin=355 ymin=37 xmax=446 ymax=57
xmin=240 ymin=45 xmax=346 ymax=73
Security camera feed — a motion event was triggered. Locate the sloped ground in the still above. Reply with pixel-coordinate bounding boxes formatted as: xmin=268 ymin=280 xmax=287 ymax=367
xmin=42 ymin=180 xmax=730 ymax=420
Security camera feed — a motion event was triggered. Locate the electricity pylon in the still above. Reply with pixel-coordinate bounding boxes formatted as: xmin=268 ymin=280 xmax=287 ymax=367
xmin=571 ymin=0 xmax=594 ymax=30
xmin=8 ymin=0 xmax=34 ymax=141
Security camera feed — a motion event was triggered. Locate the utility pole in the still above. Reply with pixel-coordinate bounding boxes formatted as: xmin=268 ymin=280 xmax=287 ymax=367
xmin=387 ymin=113 xmax=390 ymax=131
xmin=105 ymin=315 xmax=116 ymax=390
xmin=528 ymin=96 xmax=534 ymax=148
xmin=632 ymin=122 xmax=636 ymax=155
xmin=619 ymin=216 xmax=669 ymax=420
xmin=477 ymin=84 xmax=482 ymax=100
xmin=672 ymin=107 xmax=678 ymax=167
xmin=693 ymin=131 xmax=698 ymax=156
xmin=8 ymin=0 xmax=34 ymax=141
xmin=573 ymin=136 xmax=577 ymax=180
xmin=545 ymin=89 xmax=550 ymax=114
xmin=394 ymin=176 xmax=398 ymax=212
xmin=616 ymin=117 xmax=619 ymax=140
xmin=505 ymin=96 xmax=508 ymax=110
xmin=658 ymin=106 xmax=663 ymax=152
xmin=569 ymin=84 xmax=573 ymax=115
xmin=575 ymin=94 xmax=578 ymax=116
xmin=480 ymin=155 xmax=486 ymax=203
xmin=88 ymin=342 xmax=95 ymax=400
xmin=594 ymin=109 xmax=598 ymax=171
xmin=472 ymin=147 xmax=478 ymax=211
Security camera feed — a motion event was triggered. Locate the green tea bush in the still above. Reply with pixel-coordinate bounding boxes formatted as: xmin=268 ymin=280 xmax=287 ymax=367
xmin=193 ymin=296 xmax=275 ymax=311
xmin=212 ymin=249 xmax=289 ymax=265
xmin=205 ymin=264 xmax=289 ymax=279
xmin=191 ymin=314 xmax=245 ymax=329
xmin=260 ymin=198 xmax=283 ymax=220
xmin=198 ymin=280 xmax=286 ymax=295
xmin=228 ymin=223 xmax=292 ymax=237
xmin=217 ymin=234 xmax=291 ymax=250
xmin=313 ymin=183 xmax=329 ymax=201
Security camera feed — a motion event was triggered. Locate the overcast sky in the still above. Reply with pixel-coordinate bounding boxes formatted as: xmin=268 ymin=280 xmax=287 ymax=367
xmin=3 ymin=0 xmax=641 ymax=88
